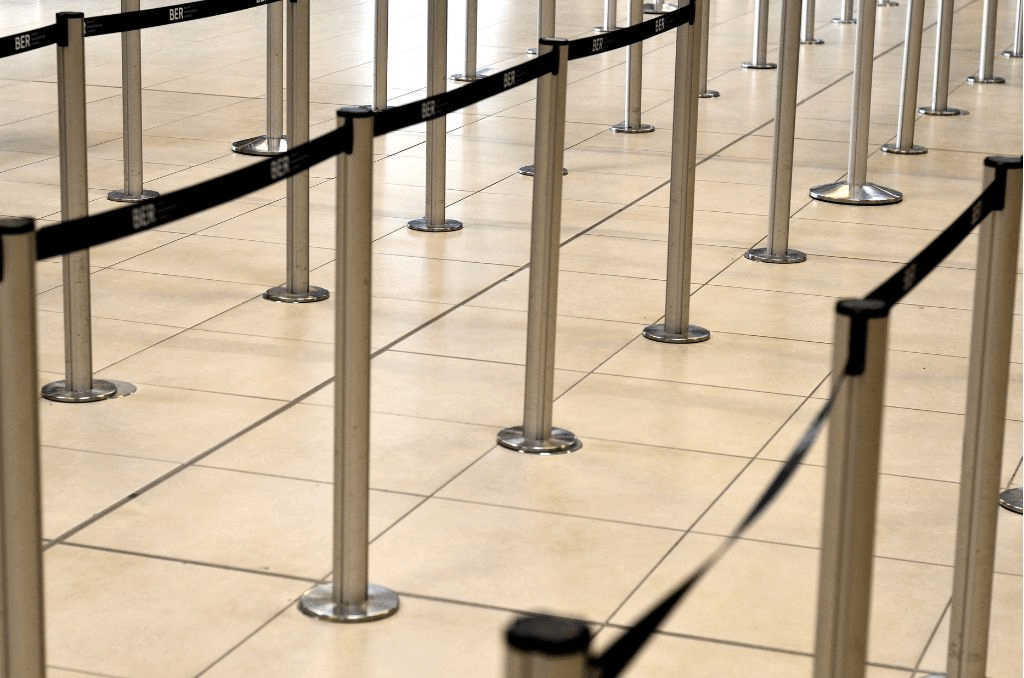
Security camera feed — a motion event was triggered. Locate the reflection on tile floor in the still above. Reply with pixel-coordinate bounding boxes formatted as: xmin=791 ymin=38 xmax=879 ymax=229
xmin=1 ymin=0 xmax=1020 ymax=675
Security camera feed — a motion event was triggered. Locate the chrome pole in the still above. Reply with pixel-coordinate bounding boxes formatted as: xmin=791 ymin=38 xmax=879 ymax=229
xmin=611 ymin=0 xmax=656 ymax=132
xmin=1002 ymin=0 xmax=1022 ymax=57
xmin=919 ymin=0 xmax=964 ymax=114
xmin=747 ymin=0 xmax=808 ymax=263
xmin=498 ymin=40 xmax=580 ymax=455
xmin=519 ymin=1 xmax=570 ymax=175
xmin=595 ymin=0 xmax=619 ymax=32
xmin=645 ymin=0 xmax=712 ymax=343
xmin=43 ymin=13 xmax=133 ymax=404
xmin=298 ymin=108 xmax=399 ymax=623
xmin=802 ymin=0 xmax=825 ymax=43
xmin=967 ymin=0 xmax=1007 ymax=83
xmin=506 ymin=615 xmax=591 ymax=678
xmin=409 ymin=0 xmax=462 ymax=231
xmin=743 ymin=0 xmax=779 ymax=68
xmin=832 ymin=0 xmax=856 ymax=24
xmin=881 ymin=0 xmax=927 ymax=154
xmin=232 ymin=3 xmax=287 ymax=154
xmin=814 ymin=298 xmax=890 ymax=678
xmin=452 ymin=0 xmax=481 ymax=80
xmin=699 ymin=0 xmax=720 ymax=96
xmin=107 ymin=0 xmax=158 ymax=203
xmin=374 ymin=0 xmax=389 ymax=109
xmin=0 ymin=218 xmax=47 ymax=678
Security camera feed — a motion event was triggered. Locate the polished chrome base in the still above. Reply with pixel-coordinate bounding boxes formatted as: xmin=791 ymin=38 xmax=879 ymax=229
xmin=1003 ymin=48 xmax=1024 ymax=58
xmin=642 ymin=323 xmax=711 ymax=344
xmin=594 ymin=24 xmax=618 ymax=32
xmin=41 ymin=378 xmax=136 ymax=403
xmin=741 ymin=61 xmax=778 ymax=69
xmin=526 ymin=47 xmax=538 ymax=55
xmin=610 ymin=122 xmax=655 ymax=134
xmin=263 ymin=285 xmax=330 ymax=303
xmin=876 ymin=0 xmax=898 ymax=6
xmin=881 ymin=142 xmax=928 ymax=155
xmin=408 ymin=218 xmax=463 ymax=232
xmin=831 ymin=17 xmax=857 ymax=23
xmin=298 ymin=583 xmax=399 ymax=623
xmin=497 ymin=426 xmax=582 ymax=455
xmin=967 ymin=74 xmax=1006 ymax=84
xmin=107 ymin=188 xmax=159 ymax=203
xmin=809 ymin=180 xmax=903 ymax=205
xmin=450 ymin=72 xmax=483 ymax=82
xmin=918 ymin=105 xmax=966 ymax=116
xmin=643 ymin=2 xmax=679 ymax=12
xmin=518 ymin=165 xmax=569 ymax=177
xmin=699 ymin=89 xmax=721 ymax=98
xmin=745 ymin=247 xmax=807 ymax=264
xmin=231 ymin=135 xmax=288 ymax=156
xmin=999 ymin=487 xmax=1023 ymax=514
xmin=801 ymin=37 xmax=825 ymax=44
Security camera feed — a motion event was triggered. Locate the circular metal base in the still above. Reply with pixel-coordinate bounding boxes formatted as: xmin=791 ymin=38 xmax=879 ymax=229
xmin=231 ymin=135 xmax=288 ymax=156
xmin=801 ymin=38 xmax=825 ymax=44
xmin=41 ymin=378 xmax=136 ymax=403
xmin=408 ymin=218 xmax=463 ymax=232
xmin=1002 ymin=49 xmax=1023 ymax=58
xmin=741 ymin=62 xmax=778 ymax=69
xmin=298 ymin=583 xmax=400 ymax=623
xmin=918 ymin=105 xmax=966 ymax=116
xmin=967 ymin=74 xmax=1006 ymax=84
xmin=642 ymin=323 xmax=711 ymax=344
xmin=610 ymin=122 xmax=656 ymax=134
xmin=876 ymin=0 xmax=898 ymax=6
xmin=745 ymin=247 xmax=807 ymax=263
xmin=263 ymin=285 xmax=330 ymax=303
xmin=497 ymin=426 xmax=582 ymax=455
xmin=809 ymin=180 xmax=903 ymax=205
xmin=881 ymin=143 xmax=928 ymax=155
xmin=643 ymin=2 xmax=679 ymax=13
xmin=594 ymin=25 xmax=618 ymax=32
xmin=831 ymin=17 xmax=857 ymax=23
xmin=999 ymin=487 xmax=1023 ymax=514
xmin=450 ymin=73 xmax=481 ymax=82
xmin=518 ymin=165 xmax=569 ymax=177
xmin=107 ymin=188 xmax=159 ymax=203
xmin=526 ymin=48 xmax=538 ymax=55
xmin=699 ymin=89 xmax=721 ymax=98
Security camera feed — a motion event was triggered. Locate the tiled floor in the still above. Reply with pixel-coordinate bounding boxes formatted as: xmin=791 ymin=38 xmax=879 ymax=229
xmin=1 ymin=0 xmax=1021 ymax=675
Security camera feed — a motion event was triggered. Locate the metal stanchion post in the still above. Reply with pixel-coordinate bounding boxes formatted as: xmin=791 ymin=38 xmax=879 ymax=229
xmin=814 ymin=298 xmax=889 ymax=678
xmin=409 ymin=0 xmax=463 ymax=232
xmin=699 ymin=0 xmax=721 ymax=96
xmin=298 ymin=108 xmax=399 ymax=623
xmin=645 ymin=0 xmax=712 ymax=343
xmin=43 ymin=13 xmax=135 ymax=404
xmin=452 ymin=0 xmax=482 ymax=80
xmin=967 ymin=0 xmax=1007 ymax=83
xmin=881 ymin=0 xmax=927 ymax=155
xmin=264 ymin=0 xmax=327 ymax=303
xmin=520 ymin=0 xmax=569 ymax=175
xmin=232 ymin=3 xmax=287 ymax=155
xmin=802 ymin=0 xmax=825 ymax=43
xmin=809 ymin=0 xmax=902 ymax=205
xmin=926 ymin=157 xmax=1023 ymax=678
xmin=107 ymin=0 xmax=158 ymax=203
xmin=747 ymin=0 xmax=808 ymax=264
xmin=1002 ymin=0 xmax=1023 ymax=57
xmin=0 ymin=218 xmax=47 ymax=678
xmin=498 ymin=40 xmax=581 ymax=455
xmin=505 ymin=615 xmax=592 ymax=678
xmin=743 ymin=0 xmax=779 ymax=68
xmin=611 ymin=0 xmax=656 ymax=132
xmin=833 ymin=0 xmax=856 ymax=23
xmin=595 ymin=0 xmax=619 ymax=32
xmin=374 ymin=0 xmax=389 ymax=109
xmin=919 ymin=0 xmax=964 ymax=115
xmin=644 ymin=0 xmax=681 ymax=13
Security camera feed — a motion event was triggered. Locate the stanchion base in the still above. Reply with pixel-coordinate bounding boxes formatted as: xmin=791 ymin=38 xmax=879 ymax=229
xmin=610 ymin=123 xmax=656 ymax=134
xmin=518 ymin=165 xmax=570 ymax=176
xmin=231 ymin=135 xmax=288 ymax=156
xmin=263 ymin=285 xmax=330 ymax=303
xmin=594 ymin=25 xmax=619 ymax=32
xmin=450 ymin=73 xmax=483 ymax=82
xmin=41 ymin=378 xmax=136 ymax=403
xmin=408 ymin=218 xmax=464 ymax=232
xmin=642 ymin=323 xmax=711 ymax=344
xmin=809 ymin=180 xmax=903 ymax=205
xmin=1002 ymin=49 xmax=1024 ymax=58
xmin=918 ymin=105 xmax=966 ymax=116
xmin=745 ymin=247 xmax=807 ymax=264
xmin=966 ymin=74 xmax=1006 ymax=84
xmin=643 ymin=2 xmax=679 ymax=12
xmin=876 ymin=0 xmax=898 ymax=6
xmin=698 ymin=89 xmax=721 ymax=98
xmin=741 ymin=62 xmax=778 ymax=69
xmin=497 ymin=426 xmax=582 ymax=455
xmin=801 ymin=38 xmax=825 ymax=45
xmin=298 ymin=583 xmax=400 ymax=623
xmin=831 ymin=17 xmax=857 ymax=23
xmin=881 ymin=143 xmax=927 ymax=155
xmin=999 ymin=487 xmax=1023 ymax=514
xmin=107 ymin=189 xmax=159 ymax=203
xmin=526 ymin=48 xmax=538 ymax=56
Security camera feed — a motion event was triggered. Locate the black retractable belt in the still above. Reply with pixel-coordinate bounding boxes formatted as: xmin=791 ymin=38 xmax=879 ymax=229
xmin=567 ymin=1 xmax=694 ymax=60
xmin=0 ymin=24 xmax=59 ymax=59
xmin=84 ymin=0 xmax=283 ymax=37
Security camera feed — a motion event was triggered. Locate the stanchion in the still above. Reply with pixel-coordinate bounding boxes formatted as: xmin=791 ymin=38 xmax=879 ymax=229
xmin=1002 ymin=0 xmax=1022 ymax=57
xmin=297 ymin=108 xmax=399 ymax=623
xmin=451 ymin=0 xmax=482 ymax=81
xmin=813 ymin=298 xmax=890 ymax=678
xmin=595 ymin=0 xmax=619 ymax=31
xmin=498 ymin=39 xmax=581 ymax=455
xmin=611 ymin=0 xmax=656 ymax=132
xmin=409 ymin=0 xmax=463 ymax=232
xmin=0 ymin=218 xmax=47 ymax=678
xmin=832 ymin=0 xmax=856 ymax=23
xmin=520 ymin=0 xmax=569 ymax=174
xmin=967 ymin=0 xmax=1007 ymax=83
xmin=998 ymin=487 xmax=1023 ymax=512
xmin=802 ymin=0 xmax=825 ymax=43
xmin=809 ymin=0 xmax=902 ymax=205
xmin=107 ymin=0 xmax=158 ymax=203
xmin=645 ymin=0 xmax=712 ymax=343
xmin=929 ymin=157 xmax=1022 ymax=678
xmin=264 ymin=0 xmax=328 ymax=303
xmin=232 ymin=3 xmax=287 ymax=155
xmin=699 ymin=0 xmax=720 ymax=96
xmin=505 ymin=615 xmax=591 ymax=678
xmin=743 ymin=0 xmax=778 ymax=68
xmin=644 ymin=0 xmax=680 ymax=13
xmin=746 ymin=0 xmax=808 ymax=264
xmin=919 ymin=0 xmax=964 ymax=115
xmin=42 ymin=13 xmax=136 ymax=403
xmin=374 ymin=0 xmax=389 ymax=110
xmin=881 ymin=0 xmax=928 ymax=155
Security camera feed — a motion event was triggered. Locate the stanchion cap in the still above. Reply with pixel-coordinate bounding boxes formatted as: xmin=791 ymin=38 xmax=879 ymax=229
xmin=506 ymin=614 xmax=591 ymax=654
xmin=836 ymin=298 xmax=888 ymax=319
xmin=983 ymin=156 xmax=1023 ymax=169
xmin=0 ymin=217 xmax=35 ymax=234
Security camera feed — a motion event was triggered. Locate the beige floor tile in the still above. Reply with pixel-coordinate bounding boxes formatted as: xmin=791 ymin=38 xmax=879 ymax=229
xmin=373 ymin=222 xmax=533 ymax=266
xmin=36 ymin=309 xmax=182 ymax=374
xmin=559 ymin=233 xmax=748 ymax=283
xmin=691 ymin=284 xmax=837 ymax=342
